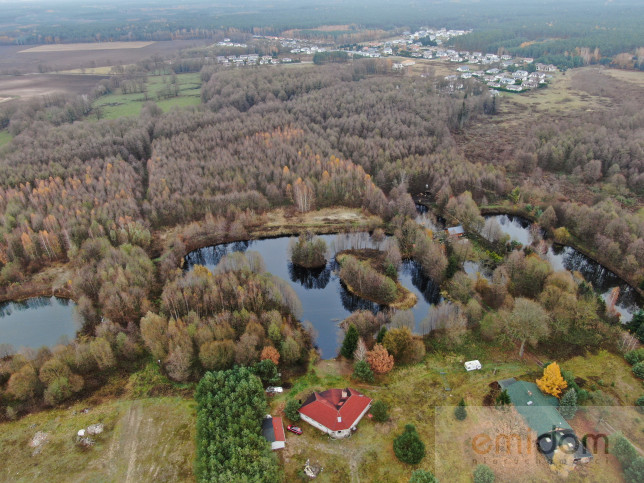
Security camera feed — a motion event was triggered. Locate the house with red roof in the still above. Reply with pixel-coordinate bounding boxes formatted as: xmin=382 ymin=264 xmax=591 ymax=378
xmin=262 ymin=415 xmax=286 ymax=450
xmin=298 ymin=388 xmax=372 ymax=438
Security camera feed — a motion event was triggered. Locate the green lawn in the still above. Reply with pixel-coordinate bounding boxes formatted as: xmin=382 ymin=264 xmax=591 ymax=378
xmin=0 ymin=130 xmax=12 ymax=147
xmin=92 ymin=73 xmax=202 ymax=120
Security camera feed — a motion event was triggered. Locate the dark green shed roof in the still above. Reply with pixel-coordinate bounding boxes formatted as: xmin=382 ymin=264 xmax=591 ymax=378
xmin=502 ymin=378 xmax=572 ymax=437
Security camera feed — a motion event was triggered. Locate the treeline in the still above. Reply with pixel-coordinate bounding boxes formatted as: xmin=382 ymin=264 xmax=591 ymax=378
xmin=313 ymin=51 xmax=349 ymax=65
xmin=195 ymin=367 xmax=280 ymax=482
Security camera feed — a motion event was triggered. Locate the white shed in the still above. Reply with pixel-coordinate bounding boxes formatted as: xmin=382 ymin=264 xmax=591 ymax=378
xmin=464 ymin=360 xmax=482 ymax=371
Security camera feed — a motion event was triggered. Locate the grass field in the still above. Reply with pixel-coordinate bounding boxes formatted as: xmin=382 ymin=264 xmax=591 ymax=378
xmin=271 ymin=337 xmax=640 ymax=482
xmin=92 ymin=73 xmax=202 ymax=119
xmin=0 ymin=130 xmax=12 ymax=147
xmin=0 ymin=396 xmax=196 ymax=482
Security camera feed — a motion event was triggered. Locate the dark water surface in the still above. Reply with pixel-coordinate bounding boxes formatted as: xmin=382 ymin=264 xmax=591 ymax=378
xmin=0 ymin=297 xmax=80 ymax=351
xmin=184 ymin=234 xmax=441 ymax=358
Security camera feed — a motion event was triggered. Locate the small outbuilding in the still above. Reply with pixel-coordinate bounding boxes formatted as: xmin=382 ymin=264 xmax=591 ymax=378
xmin=262 ymin=415 xmax=286 ymax=450
xmin=446 ymin=225 xmax=465 ymax=238
xmin=464 ymin=360 xmax=482 ymax=371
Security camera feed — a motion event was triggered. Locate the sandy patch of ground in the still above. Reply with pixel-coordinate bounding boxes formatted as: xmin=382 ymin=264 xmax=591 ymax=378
xmin=19 ymin=42 xmax=155 ymax=53
xmin=0 ymin=97 xmax=11 ymax=103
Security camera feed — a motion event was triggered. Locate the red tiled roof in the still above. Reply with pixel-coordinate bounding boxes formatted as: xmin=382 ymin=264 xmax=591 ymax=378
xmin=272 ymin=417 xmax=285 ymax=442
xmin=299 ymin=388 xmax=372 ymax=431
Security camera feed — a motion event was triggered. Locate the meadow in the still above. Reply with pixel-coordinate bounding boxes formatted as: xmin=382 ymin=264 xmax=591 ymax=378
xmin=270 ymin=337 xmax=643 ymax=483
xmin=92 ymin=73 xmax=202 ymax=119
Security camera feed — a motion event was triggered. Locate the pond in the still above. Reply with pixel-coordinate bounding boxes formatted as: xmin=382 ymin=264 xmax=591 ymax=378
xmin=486 ymin=214 xmax=642 ymax=322
xmin=184 ymin=234 xmax=441 ymax=358
xmin=0 ymin=297 xmax=81 ymax=353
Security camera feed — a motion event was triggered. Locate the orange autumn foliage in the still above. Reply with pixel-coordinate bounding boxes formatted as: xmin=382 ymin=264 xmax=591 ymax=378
xmin=261 ymin=346 xmax=281 ymax=365
xmin=367 ymin=344 xmax=394 ymax=374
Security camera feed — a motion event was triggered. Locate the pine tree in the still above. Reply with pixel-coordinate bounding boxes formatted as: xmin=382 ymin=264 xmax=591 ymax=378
xmin=496 ymin=389 xmax=511 ymax=407
xmin=340 ymin=324 xmax=359 ymax=359
xmin=353 ymin=360 xmax=374 ymax=383
xmin=393 ymin=424 xmax=426 ymax=465
xmin=536 ymin=362 xmax=568 ymax=398
xmin=559 ymin=388 xmax=578 ymax=419
xmin=454 ymin=398 xmax=467 ymax=420
xmin=370 ymin=400 xmax=389 ymax=422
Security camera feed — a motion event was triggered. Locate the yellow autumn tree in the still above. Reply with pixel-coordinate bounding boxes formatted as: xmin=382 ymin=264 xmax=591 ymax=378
xmin=536 ymin=362 xmax=567 ymax=398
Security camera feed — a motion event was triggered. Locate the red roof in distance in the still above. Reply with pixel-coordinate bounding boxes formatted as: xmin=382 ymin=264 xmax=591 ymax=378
xmin=299 ymin=388 xmax=372 ymax=431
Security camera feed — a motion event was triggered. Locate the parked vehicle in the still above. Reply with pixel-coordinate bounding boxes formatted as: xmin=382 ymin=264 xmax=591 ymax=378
xmin=266 ymin=386 xmax=284 ymax=394
xmin=287 ymin=425 xmax=303 ymax=435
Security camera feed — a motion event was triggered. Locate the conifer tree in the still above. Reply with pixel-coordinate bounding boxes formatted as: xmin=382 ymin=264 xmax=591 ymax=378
xmin=559 ymin=388 xmax=578 ymax=419
xmin=340 ymin=324 xmax=359 ymax=359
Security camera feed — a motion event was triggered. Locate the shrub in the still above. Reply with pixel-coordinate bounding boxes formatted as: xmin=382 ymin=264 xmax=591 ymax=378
xmin=625 ymin=348 xmax=644 ymax=365
xmin=367 ymin=344 xmax=394 ymax=374
xmin=409 ymin=469 xmax=438 ymax=482
xmin=6 ymin=364 xmax=39 ymax=401
xmin=370 ymin=400 xmax=389 ymax=422
xmin=284 ymin=399 xmax=301 ymax=421
xmin=633 ymin=362 xmax=644 ymax=379
xmin=625 ymin=456 xmax=644 ymax=483
xmin=393 ymin=424 xmax=425 ymax=465
xmin=353 ymin=360 xmax=374 ymax=383
xmin=636 ymin=396 xmax=644 ymax=414
xmin=473 ymin=464 xmax=495 ymax=483
xmin=382 ymin=327 xmax=413 ymax=364
xmin=612 ymin=433 xmax=638 ymax=468
xmin=454 ymin=398 xmax=467 ymax=420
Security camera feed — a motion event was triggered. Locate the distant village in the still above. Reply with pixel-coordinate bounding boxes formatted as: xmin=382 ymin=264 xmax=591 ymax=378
xmin=213 ymin=27 xmax=558 ymax=93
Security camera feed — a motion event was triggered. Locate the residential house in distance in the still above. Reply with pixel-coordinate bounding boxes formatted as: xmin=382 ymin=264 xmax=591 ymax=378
xmin=298 ymin=388 xmax=372 ymax=439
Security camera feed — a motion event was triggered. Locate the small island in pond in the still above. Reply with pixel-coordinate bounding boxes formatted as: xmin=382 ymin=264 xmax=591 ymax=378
xmin=290 ymin=232 xmax=328 ymax=269
xmin=336 ymin=249 xmax=417 ymax=309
